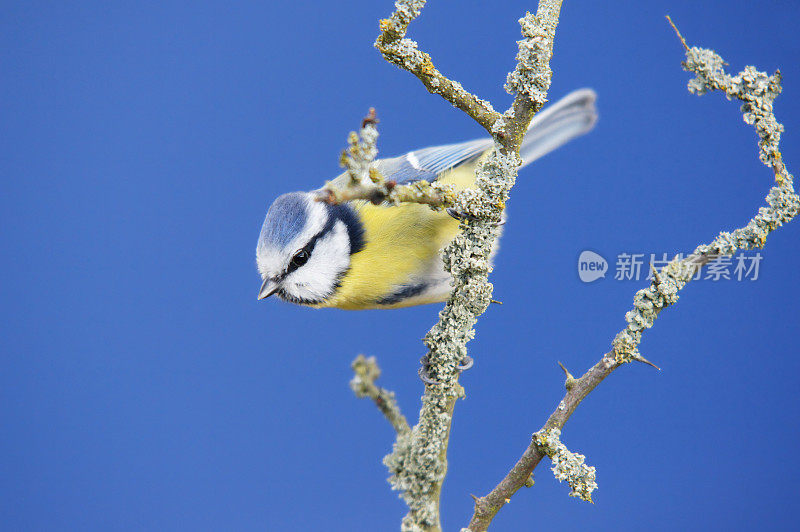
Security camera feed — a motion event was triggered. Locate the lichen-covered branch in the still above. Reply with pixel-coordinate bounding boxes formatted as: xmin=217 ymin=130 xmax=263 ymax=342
xmin=375 ymin=1 xmax=501 ymax=133
xmin=500 ymin=1 xmax=563 ymax=153
xmin=465 ymin=22 xmax=799 ymax=532
xmin=351 ymin=355 xmax=410 ymax=435
xmin=317 ymin=109 xmax=457 ymax=208
xmin=372 ymin=2 xmax=566 ymax=531
xmin=534 ymin=428 xmax=597 ymax=502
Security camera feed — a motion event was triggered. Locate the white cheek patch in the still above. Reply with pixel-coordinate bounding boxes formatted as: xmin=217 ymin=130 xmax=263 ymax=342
xmin=283 ymin=221 xmax=350 ymax=301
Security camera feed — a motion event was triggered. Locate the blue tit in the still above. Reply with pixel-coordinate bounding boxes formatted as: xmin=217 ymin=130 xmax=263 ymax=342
xmin=256 ymin=89 xmax=598 ymax=310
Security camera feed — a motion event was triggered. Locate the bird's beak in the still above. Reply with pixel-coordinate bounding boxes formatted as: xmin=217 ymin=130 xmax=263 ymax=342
xmin=258 ymin=278 xmax=279 ymax=300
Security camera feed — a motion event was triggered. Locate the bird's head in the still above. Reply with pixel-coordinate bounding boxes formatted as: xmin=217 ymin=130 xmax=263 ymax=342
xmin=256 ymin=192 xmax=364 ymax=306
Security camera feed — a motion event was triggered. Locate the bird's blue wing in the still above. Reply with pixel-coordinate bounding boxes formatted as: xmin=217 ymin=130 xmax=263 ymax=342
xmin=330 ymin=89 xmax=597 ymax=189
xmin=376 ymin=138 xmax=492 ymax=185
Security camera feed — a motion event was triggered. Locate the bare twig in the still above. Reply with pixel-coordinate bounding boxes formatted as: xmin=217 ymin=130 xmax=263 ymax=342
xmin=351 ymin=355 xmax=410 ymax=435
xmin=466 ymin=21 xmax=798 ymax=532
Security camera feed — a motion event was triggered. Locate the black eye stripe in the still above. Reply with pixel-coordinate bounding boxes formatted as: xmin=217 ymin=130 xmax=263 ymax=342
xmin=282 ymin=215 xmax=337 ymax=277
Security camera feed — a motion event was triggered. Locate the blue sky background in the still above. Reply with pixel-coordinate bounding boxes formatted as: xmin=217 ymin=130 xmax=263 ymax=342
xmin=2 ymin=1 xmax=799 ymax=530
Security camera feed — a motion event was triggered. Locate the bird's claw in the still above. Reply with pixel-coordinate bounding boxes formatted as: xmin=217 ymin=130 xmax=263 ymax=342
xmin=418 ymin=355 xmax=442 ymax=385
xmin=456 ymin=356 xmax=474 ymax=371
xmin=418 ymin=355 xmax=474 ymax=384
xmin=418 ymin=366 xmax=442 ymax=385
xmin=446 ymin=207 xmax=464 ymax=221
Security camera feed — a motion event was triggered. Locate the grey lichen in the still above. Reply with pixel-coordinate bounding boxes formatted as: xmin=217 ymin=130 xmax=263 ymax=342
xmin=344 ymin=118 xmax=379 ymax=186
xmin=505 ymin=10 xmax=556 ymax=107
xmin=373 ymin=0 xmax=429 ymax=73
xmin=612 ymin=45 xmax=799 ymax=366
xmin=382 ymin=38 xmax=428 ymax=71
xmin=375 ymin=0 xmax=501 ymax=134
xmin=534 ymin=428 xmax=597 ymax=502
xmin=317 ymin=111 xmax=384 ymax=205
xmin=383 ymin=369 xmax=465 ymax=531
xmin=388 ymin=0 xmax=426 ymax=27
xmin=351 ymin=355 xmax=410 ymax=436
xmin=684 ymin=47 xmax=784 ymax=167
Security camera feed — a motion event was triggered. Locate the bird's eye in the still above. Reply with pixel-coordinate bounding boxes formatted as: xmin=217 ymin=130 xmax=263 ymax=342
xmin=290 ymin=249 xmax=310 ymax=269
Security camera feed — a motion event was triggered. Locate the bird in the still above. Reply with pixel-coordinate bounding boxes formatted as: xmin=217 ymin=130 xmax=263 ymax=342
xmin=256 ymin=89 xmax=597 ymax=310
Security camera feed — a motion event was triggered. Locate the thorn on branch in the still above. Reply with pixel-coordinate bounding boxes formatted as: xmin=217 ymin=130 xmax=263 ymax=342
xmin=557 ymin=361 xmax=577 ymax=390
xmin=649 ymin=263 xmax=662 ymax=286
xmin=633 ymin=354 xmax=661 ymax=371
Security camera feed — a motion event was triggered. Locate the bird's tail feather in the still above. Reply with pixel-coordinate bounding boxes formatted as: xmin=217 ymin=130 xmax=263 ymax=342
xmin=519 ymin=88 xmax=598 ymax=168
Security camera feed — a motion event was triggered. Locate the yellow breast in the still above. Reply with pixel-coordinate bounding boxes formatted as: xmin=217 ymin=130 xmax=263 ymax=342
xmin=317 ymin=160 xmax=481 ymax=309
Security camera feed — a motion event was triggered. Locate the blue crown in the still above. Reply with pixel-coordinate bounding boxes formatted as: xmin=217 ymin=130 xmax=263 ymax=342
xmin=258 ymin=192 xmax=365 ymax=255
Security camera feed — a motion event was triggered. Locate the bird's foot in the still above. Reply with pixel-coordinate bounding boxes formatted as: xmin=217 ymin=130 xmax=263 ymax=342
xmin=418 ymin=355 xmax=441 ymax=385
xmin=418 ymin=355 xmax=474 ymax=385
xmin=456 ymin=355 xmax=474 ymax=371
